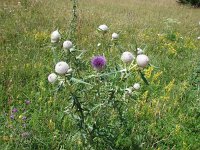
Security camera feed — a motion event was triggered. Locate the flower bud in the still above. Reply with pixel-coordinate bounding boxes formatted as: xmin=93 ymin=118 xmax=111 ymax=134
xmin=112 ymin=33 xmax=119 ymax=39
xmin=12 ymin=108 xmax=18 ymax=113
xmin=121 ymin=51 xmax=135 ymax=63
xmin=98 ymin=24 xmax=109 ymax=32
xmin=133 ymin=83 xmax=140 ymax=90
xmin=25 ymin=100 xmax=31 ymax=105
xmin=137 ymin=48 xmax=143 ymax=55
xmin=136 ymin=54 xmax=149 ymax=68
xmin=55 ymin=62 xmax=69 ymax=75
xmin=51 ymin=30 xmax=61 ymax=43
xmin=10 ymin=115 xmax=15 ymax=120
xmin=63 ymin=40 xmax=73 ymax=49
xmin=48 ymin=73 xmax=57 ymax=83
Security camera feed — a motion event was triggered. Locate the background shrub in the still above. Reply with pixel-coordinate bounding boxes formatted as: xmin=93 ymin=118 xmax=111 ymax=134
xmin=178 ymin=0 xmax=200 ymax=7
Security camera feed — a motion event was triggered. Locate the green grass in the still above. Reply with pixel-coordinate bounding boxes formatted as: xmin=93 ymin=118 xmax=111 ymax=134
xmin=0 ymin=0 xmax=200 ymax=149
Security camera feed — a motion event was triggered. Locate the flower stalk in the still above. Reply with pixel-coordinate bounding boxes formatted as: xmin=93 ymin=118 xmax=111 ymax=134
xmin=69 ymin=0 xmax=78 ymax=44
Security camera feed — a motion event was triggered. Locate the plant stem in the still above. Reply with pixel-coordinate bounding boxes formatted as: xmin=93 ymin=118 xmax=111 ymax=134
xmin=69 ymin=0 xmax=78 ymax=44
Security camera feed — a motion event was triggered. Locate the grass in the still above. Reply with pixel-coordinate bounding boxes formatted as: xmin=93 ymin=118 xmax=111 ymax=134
xmin=0 ymin=0 xmax=200 ymax=149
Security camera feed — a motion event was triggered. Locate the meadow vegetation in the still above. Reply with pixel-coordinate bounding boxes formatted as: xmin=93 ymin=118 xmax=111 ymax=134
xmin=0 ymin=0 xmax=200 ymax=149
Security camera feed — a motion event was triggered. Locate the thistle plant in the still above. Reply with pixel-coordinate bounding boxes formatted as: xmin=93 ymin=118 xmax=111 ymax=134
xmin=47 ymin=0 xmax=152 ymax=149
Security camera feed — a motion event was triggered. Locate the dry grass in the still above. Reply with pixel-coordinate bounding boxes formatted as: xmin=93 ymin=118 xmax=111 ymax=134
xmin=77 ymin=0 xmax=200 ymax=31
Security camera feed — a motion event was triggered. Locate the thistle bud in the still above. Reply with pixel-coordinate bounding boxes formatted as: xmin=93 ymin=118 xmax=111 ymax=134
xmin=137 ymin=48 xmax=143 ymax=55
xmin=136 ymin=54 xmax=149 ymax=68
xmin=51 ymin=30 xmax=61 ymax=43
xmin=55 ymin=61 xmax=69 ymax=75
xmin=133 ymin=83 xmax=140 ymax=90
xmin=48 ymin=73 xmax=57 ymax=83
xmin=63 ymin=40 xmax=73 ymax=49
xmin=98 ymin=24 xmax=109 ymax=32
xmin=112 ymin=33 xmax=119 ymax=40
xmin=121 ymin=51 xmax=135 ymax=63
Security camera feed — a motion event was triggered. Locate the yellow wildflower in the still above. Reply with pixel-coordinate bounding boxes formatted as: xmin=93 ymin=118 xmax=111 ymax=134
xmin=168 ymin=44 xmax=177 ymax=55
xmin=34 ymin=31 xmax=49 ymax=42
xmin=160 ymin=96 xmax=170 ymax=101
xmin=33 ymin=63 xmax=41 ymax=68
xmin=19 ymin=115 xmax=22 ymax=119
xmin=152 ymin=71 xmax=163 ymax=82
xmin=165 ymin=79 xmax=175 ymax=93
xmin=144 ymin=66 xmax=154 ymax=79
xmin=175 ymin=124 xmax=180 ymax=134
xmin=142 ymin=91 xmax=149 ymax=101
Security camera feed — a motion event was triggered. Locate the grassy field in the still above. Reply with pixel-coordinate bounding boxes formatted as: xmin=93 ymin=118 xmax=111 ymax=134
xmin=0 ymin=0 xmax=200 ymax=149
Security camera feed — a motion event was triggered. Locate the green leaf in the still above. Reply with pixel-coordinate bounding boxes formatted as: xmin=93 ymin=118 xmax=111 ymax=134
xmin=70 ymin=77 xmax=92 ymax=86
xmin=138 ymin=70 xmax=149 ymax=85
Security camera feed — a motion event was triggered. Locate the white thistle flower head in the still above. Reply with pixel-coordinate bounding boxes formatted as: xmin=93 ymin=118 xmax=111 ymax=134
xmin=112 ymin=33 xmax=119 ymax=40
xmin=51 ymin=30 xmax=61 ymax=43
xmin=136 ymin=54 xmax=149 ymax=68
xmin=48 ymin=73 xmax=57 ymax=83
xmin=98 ymin=24 xmax=109 ymax=32
xmin=121 ymin=51 xmax=135 ymax=63
xmin=197 ymin=37 xmax=200 ymax=40
xmin=55 ymin=61 xmax=69 ymax=75
xmin=133 ymin=83 xmax=140 ymax=90
xmin=137 ymin=48 xmax=143 ymax=55
xmin=63 ymin=40 xmax=73 ymax=49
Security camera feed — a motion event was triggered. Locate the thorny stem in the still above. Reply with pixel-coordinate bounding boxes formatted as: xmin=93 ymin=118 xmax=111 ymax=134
xmin=71 ymin=93 xmax=85 ymax=129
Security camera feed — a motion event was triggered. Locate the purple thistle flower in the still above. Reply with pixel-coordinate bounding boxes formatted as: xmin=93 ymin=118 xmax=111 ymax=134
xmin=12 ymin=108 xmax=18 ymax=113
xmin=25 ymin=100 xmax=31 ymax=105
xmin=10 ymin=114 xmax=15 ymax=120
xmin=91 ymin=56 xmax=106 ymax=70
